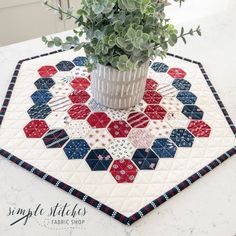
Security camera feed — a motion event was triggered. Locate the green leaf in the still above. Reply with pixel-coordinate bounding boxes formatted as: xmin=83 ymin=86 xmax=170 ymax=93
xmin=126 ymin=27 xmax=136 ymax=39
xmin=119 ymin=55 xmax=129 ymax=63
xmin=74 ymin=43 xmax=84 ymax=51
xmin=66 ymin=36 xmax=73 ymax=42
xmin=197 ymin=26 xmax=202 ymax=36
xmin=41 ymin=36 xmax=47 ymax=43
xmin=116 ymin=37 xmax=127 ymax=48
xmin=47 ymin=41 xmax=54 ymax=48
xmin=168 ymin=34 xmax=177 ymax=46
xmin=181 ymin=36 xmax=187 ymax=44
xmin=92 ymin=3 xmax=104 ymax=15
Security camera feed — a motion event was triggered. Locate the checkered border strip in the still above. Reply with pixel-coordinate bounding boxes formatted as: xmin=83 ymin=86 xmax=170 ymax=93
xmin=0 ymin=50 xmax=235 ymax=226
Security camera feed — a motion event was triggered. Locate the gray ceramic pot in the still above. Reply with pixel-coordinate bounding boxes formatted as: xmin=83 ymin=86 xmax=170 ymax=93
xmin=91 ymin=61 xmax=149 ymax=109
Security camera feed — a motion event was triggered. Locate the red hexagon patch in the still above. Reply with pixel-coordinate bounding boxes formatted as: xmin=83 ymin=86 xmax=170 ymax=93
xmin=168 ymin=68 xmax=186 ymax=79
xmin=110 ymin=159 xmax=138 ymax=183
xmin=107 ymin=120 xmax=131 ymax=138
xmin=69 ymin=90 xmax=90 ymax=104
xmin=87 ymin=112 xmax=111 ymax=128
xmin=68 ymin=105 xmax=91 ymax=120
xmin=23 ymin=120 xmax=49 ymax=138
xmin=145 ymin=78 xmax=158 ymax=90
xmin=143 ymin=91 xmax=163 ymax=104
xmin=70 ymin=77 xmax=90 ymax=91
xmin=127 ymin=112 xmax=149 ymax=128
xmin=187 ymin=120 xmax=211 ymax=137
xmin=38 ymin=66 xmax=57 ymax=77
xmin=144 ymin=105 xmax=167 ymax=120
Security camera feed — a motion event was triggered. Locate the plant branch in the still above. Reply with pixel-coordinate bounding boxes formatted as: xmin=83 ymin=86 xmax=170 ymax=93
xmin=42 ymin=0 xmax=86 ymax=27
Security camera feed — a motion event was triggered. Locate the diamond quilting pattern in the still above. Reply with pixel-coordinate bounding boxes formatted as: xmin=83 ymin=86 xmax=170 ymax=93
xmin=22 ymin=54 xmax=214 ymax=185
xmin=2 ymin=50 xmax=234 ymax=222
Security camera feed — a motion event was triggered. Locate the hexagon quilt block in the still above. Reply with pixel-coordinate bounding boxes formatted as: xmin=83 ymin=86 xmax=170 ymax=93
xmin=56 ymin=60 xmax=75 ymax=71
xmin=23 ymin=120 xmax=49 ymax=138
xmin=31 ymin=90 xmax=53 ymax=105
xmin=110 ymin=159 xmax=138 ymax=183
xmin=73 ymin=56 xmax=88 ymax=66
xmin=87 ymin=112 xmax=111 ymax=128
xmin=38 ymin=65 xmax=57 ymax=77
xmin=86 ymin=149 xmax=113 ymax=171
xmin=172 ymin=79 xmax=191 ymax=91
xmin=68 ymin=104 xmax=91 ymax=119
xmin=188 ymin=120 xmax=211 ymax=137
xmin=176 ymin=91 xmax=197 ymax=105
xmin=132 ymin=149 xmax=159 ymax=170
xmin=170 ymin=129 xmax=195 ymax=147
xmin=152 ymin=138 xmax=177 ymax=158
xmin=69 ymin=90 xmax=90 ymax=104
xmin=0 ymin=49 xmax=235 ymax=226
xmin=43 ymin=129 xmax=69 ymax=148
xmin=63 ymin=139 xmax=90 ymax=159
xmin=145 ymin=78 xmax=158 ymax=90
xmin=70 ymin=77 xmax=90 ymax=91
xmin=34 ymin=78 xmax=55 ymax=90
xmin=144 ymin=105 xmax=167 ymax=120
xmin=127 ymin=112 xmax=149 ymax=128
xmin=182 ymin=105 xmax=204 ymax=120
xmin=168 ymin=68 xmax=186 ymax=79
xmin=27 ymin=104 xmax=51 ymax=119
xmin=107 ymin=120 xmax=131 ymax=138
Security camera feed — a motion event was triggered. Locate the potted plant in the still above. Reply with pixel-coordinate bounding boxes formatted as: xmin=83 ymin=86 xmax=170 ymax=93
xmin=42 ymin=0 xmax=201 ymax=109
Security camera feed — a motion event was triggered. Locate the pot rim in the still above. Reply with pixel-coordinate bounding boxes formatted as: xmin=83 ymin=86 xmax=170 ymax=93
xmin=94 ymin=59 xmax=150 ymax=73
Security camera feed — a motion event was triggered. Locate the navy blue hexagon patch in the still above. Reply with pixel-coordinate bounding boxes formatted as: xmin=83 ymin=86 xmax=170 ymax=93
xmin=172 ymin=79 xmax=191 ymax=91
xmin=64 ymin=139 xmax=90 ymax=159
xmin=56 ymin=61 xmax=75 ymax=71
xmin=27 ymin=104 xmax=51 ymax=119
xmin=73 ymin=56 xmax=88 ymax=66
xmin=176 ymin=91 xmax=197 ymax=105
xmin=31 ymin=90 xmax=53 ymax=105
xmin=151 ymin=62 xmax=169 ymax=73
xmin=170 ymin=129 xmax=194 ymax=147
xmin=132 ymin=149 xmax=159 ymax=170
xmin=34 ymin=78 xmax=55 ymax=90
xmin=151 ymin=138 xmax=177 ymax=158
xmin=182 ymin=105 xmax=204 ymax=120
xmin=86 ymin=149 xmax=113 ymax=171
xmin=43 ymin=129 xmax=69 ymax=148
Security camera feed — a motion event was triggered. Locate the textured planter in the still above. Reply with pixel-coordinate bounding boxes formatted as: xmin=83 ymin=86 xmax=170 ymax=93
xmin=91 ymin=60 xmax=150 ymax=109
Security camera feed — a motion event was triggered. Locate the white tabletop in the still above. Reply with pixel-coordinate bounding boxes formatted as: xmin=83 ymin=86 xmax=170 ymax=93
xmin=0 ymin=2 xmax=236 ymax=235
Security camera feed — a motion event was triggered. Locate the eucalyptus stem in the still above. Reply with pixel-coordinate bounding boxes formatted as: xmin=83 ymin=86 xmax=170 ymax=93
xmin=43 ymin=0 xmax=87 ymax=28
xmin=42 ymin=0 xmax=201 ymax=72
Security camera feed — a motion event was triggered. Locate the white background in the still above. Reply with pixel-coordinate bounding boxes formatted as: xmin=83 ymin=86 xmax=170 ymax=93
xmin=0 ymin=0 xmax=236 ymax=235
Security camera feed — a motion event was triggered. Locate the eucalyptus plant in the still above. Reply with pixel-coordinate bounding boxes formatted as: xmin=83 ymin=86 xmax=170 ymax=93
xmin=42 ymin=0 xmax=201 ymax=71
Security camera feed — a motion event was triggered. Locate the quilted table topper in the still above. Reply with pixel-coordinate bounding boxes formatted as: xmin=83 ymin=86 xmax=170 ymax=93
xmin=0 ymin=49 xmax=236 ymax=225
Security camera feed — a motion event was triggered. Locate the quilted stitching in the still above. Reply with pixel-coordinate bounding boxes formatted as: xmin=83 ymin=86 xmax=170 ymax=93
xmin=0 ymin=49 xmax=235 ymax=221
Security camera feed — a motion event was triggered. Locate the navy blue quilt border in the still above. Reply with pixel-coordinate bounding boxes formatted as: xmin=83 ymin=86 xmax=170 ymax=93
xmin=0 ymin=50 xmax=235 ymax=226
